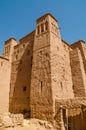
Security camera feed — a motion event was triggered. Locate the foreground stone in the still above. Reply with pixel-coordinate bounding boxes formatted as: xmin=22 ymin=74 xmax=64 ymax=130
xmin=0 ymin=112 xmax=55 ymax=130
xmin=0 ymin=112 xmax=23 ymax=128
xmin=23 ymin=118 xmax=54 ymax=129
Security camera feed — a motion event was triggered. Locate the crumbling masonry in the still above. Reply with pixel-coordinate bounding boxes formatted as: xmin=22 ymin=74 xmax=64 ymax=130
xmin=0 ymin=13 xmax=86 ymax=130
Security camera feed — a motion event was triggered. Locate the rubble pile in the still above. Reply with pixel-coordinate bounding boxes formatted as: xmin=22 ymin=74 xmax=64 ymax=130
xmin=0 ymin=112 xmax=23 ymax=128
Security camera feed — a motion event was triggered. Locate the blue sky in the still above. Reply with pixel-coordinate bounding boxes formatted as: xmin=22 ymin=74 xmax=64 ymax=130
xmin=0 ymin=0 xmax=86 ymax=54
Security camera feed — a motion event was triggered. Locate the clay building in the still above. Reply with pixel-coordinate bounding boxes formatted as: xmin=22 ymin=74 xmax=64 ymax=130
xmin=0 ymin=38 xmax=17 ymax=113
xmin=0 ymin=13 xmax=86 ymax=130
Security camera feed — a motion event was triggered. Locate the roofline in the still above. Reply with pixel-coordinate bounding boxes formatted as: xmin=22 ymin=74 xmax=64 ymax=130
xmin=61 ymin=39 xmax=70 ymax=47
xmin=14 ymin=30 xmax=35 ymax=48
xmin=19 ymin=30 xmax=35 ymax=42
xmin=5 ymin=37 xmax=16 ymax=44
xmin=71 ymin=40 xmax=85 ymax=46
xmin=0 ymin=56 xmax=9 ymax=61
xmin=36 ymin=13 xmax=58 ymax=23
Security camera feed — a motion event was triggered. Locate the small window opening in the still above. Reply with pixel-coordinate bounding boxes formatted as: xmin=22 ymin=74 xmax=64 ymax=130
xmin=40 ymin=51 xmax=42 ymax=55
xmin=27 ymin=50 xmax=30 ymax=55
xmin=72 ymin=85 xmax=74 ymax=89
xmin=23 ymin=44 xmax=25 ymax=48
xmin=57 ymin=46 xmax=59 ymax=51
xmin=20 ymin=60 xmax=22 ymax=64
xmin=5 ymin=47 xmax=7 ymax=53
xmin=31 ymin=56 xmax=33 ymax=67
xmin=41 ymin=81 xmax=43 ymax=93
xmin=16 ymin=55 xmax=18 ymax=60
xmin=37 ymin=26 xmax=40 ymax=34
xmin=1 ymin=61 xmax=3 ymax=66
xmin=20 ymin=68 xmax=22 ymax=71
xmin=23 ymin=86 xmax=27 ymax=92
xmin=45 ymin=21 xmax=48 ymax=30
xmin=14 ymin=87 xmax=15 ymax=92
xmin=27 ymin=96 xmax=29 ymax=99
xmin=41 ymin=24 xmax=44 ymax=32
xmin=17 ymin=49 xmax=19 ymax=53
xmin=31 ymin=63 xmax=32 ymax=67
xmin=60 ymin=82 xmax=63 ymax=88
xmin=16 ymin=66 xmax=18 ymax=71
xmin=9 ymin=45 xmax=10 ymax=50
xmin=46 ymin=53 xmax=49 ymax=57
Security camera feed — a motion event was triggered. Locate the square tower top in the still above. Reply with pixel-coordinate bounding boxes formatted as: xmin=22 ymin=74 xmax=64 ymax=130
xmin=36 ymin=13 xmax=57 ymax=24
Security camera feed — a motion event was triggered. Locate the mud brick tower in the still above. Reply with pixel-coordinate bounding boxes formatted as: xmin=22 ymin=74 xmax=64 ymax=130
xmin=0 ymin=13 xmax=86 ymax=130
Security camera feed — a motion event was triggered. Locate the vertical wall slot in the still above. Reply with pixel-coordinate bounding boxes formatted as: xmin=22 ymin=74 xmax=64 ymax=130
xmin=41 ymin=81 xmax=43 ymax=93
xmin=60 ymin=82 xmax=63 ymax=88
xmin=45 ymin=21 xmax=48 ymax=30
xmin=37 ymin=26 xmax=40 ymax=34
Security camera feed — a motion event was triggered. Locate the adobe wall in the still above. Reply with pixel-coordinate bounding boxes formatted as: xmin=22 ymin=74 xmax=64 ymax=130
xmin=70 ymin=48 xmax=86 ymax=97
xmin=30 ymin=14 xmax=54 ymax=123
xmin=71 ymin=40 xmax=86 ymax=60
xmin=78 ymin=41 xmax=86 ymax=72
xmin=2 ymin=13 xmax=86 ymax=129
xmin=2 ymin=38 xmax=17 ymax=62
xmin=50 ymin=30 xmax=74 ymax=100
xmin=0 ymin=57 xmax=10 ymax=113
xmin=9 ymin=31 xmax=34 ymax=116
xmin=0 ymin=38 xmax=17 ymax=114
xmin=1 ymin=13 xmax=86 ymax=130
xmin=30 ymin=46 xmax=53 ymax=122
xmin=71 ymin=41 xmax=86 ymax=73
xmin=30 ymin=14 xmax=75 ymax=123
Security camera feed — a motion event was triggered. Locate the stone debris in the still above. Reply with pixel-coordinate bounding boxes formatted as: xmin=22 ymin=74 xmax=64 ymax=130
xmin=0 ymin=112 xmax=23 ymax=128
xmin=23 ymin=118 xmax=56 ymax=130
xmin=28 ymin=118 xmax=53 ymax=128
xmin=0 ymin=113 xmax=55 ymax=130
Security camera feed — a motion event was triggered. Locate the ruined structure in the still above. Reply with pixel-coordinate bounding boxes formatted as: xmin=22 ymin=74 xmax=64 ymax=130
xmin=0 ymin=13 xmax=86 ymax=130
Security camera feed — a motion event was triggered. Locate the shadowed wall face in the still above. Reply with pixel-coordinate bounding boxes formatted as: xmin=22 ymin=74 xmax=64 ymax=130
xmin=9 ymin=32 xmax=34 ymax=116
xmin=70 ymin=49 xmax=86 ymax=97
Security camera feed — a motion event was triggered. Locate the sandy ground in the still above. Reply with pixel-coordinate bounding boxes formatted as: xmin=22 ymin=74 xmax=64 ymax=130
xmin=0 ymin=118 xmax=55 ymax=130
xmin=0 ymin=126 xmax=29 ymax=130
xmin=0 ymin=122 xmax=54 ymax=130
xmin=0 ymin=125 xmax=51 ymax=130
